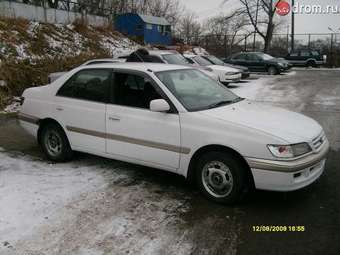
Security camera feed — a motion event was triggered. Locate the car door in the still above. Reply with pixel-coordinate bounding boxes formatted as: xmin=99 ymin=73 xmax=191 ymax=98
xmin=105 ymin=70 xmax=181 ymax=170
xmin=286 ymin=51 xmax=299 ymax=65
xmin=230 ymin=53 xmax=248 ymax=67
xmin=55 ymin=68 xmax=112 ymax=153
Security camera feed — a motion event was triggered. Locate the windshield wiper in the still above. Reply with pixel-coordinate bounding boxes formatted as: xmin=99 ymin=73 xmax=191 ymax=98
xmin=208 ymin=97 xmax=244 ymax=109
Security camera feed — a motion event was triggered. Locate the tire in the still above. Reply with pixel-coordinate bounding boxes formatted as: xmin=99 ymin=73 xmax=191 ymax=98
xmin=306 ymin=60 xmax=316 ymax=67
xmin=267 ymin=66 xmax=278 ymax=75
xmin=195 ymin=151 xmax=248 ymax=204
xmin=40 ymin=123 xmax=73 ymax=162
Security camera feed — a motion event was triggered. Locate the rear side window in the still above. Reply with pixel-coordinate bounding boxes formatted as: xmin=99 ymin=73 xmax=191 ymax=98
xmin=289 ymin=52 xmax=298 ymax=57
xmin=233 ymin=54 xmax=246 ymax=60
xmin=57 ymin=69 xmax=112 ymax=103
xmin=300 ymin=51 xmax=311 ymax=57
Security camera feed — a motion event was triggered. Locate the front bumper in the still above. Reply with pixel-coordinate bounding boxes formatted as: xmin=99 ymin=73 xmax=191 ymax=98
xmin=246 ymin=140 xmax=330 ymax=191
xmin=241 ymin=72 xmax=250 ymax=79
xmin=221 ymin=73 xmax=242 ymax=83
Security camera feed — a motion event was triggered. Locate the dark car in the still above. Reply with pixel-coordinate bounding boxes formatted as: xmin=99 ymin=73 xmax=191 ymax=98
xmin=201 ymin=55 xmax=251 ymax=79
xmin=224 ymin=52 xmax=291 ymax=75
xmin=285 ymin=49 xmax=326 ymax=67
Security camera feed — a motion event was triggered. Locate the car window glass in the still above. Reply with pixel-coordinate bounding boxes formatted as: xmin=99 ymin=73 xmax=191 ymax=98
xmin=193 ymin=56 xmax=212 ymax=66
xmin=156 ymin=69 xmax=239 ymax=112
xmin=163 ymin=54 xmax=189 ymax=65
xmin=57 ymin=69 xmax=111 ymax=103
xmin=300 ymin=51 xmax=311 ymax=57
xmin=289 ymin=52 xmax=298 ymax=57
xmin=247 ymin=54 xmax=260 ymax=61
xmin=311 ymin=51 xmax=319 ymax=56
xmin=233 ymin=54 xmax=245 ymax=60
xmin=113 ymin=73 xmax=162 ymax=109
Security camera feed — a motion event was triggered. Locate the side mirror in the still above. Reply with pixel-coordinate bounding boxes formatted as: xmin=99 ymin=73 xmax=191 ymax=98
xmin=150 ymin=99 xmax=170 ymax=112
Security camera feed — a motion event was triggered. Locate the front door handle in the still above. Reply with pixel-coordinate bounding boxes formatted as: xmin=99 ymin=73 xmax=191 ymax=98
xmin=109 ymin=116 xmax=121 ymax=121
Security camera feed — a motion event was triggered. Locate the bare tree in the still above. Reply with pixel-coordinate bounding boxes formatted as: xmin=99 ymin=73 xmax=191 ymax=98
xmin=177 ymin=11 xmax=203 ymax=44
xmin=222 ymin=0 xmax=282 ymax=52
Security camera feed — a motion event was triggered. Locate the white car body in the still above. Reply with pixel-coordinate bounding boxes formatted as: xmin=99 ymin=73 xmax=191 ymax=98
xmin=20 ymin=63 xmax=329 ymax=194
xmin=184 ymin=54 xmax=242 ymax=84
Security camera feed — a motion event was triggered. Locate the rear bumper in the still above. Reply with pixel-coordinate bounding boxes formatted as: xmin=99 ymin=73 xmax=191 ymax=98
xmin=246 ymin=140 xmax=330 ymax=191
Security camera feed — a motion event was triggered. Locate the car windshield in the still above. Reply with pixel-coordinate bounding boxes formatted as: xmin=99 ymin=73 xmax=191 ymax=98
xmin=205 ymin=55 xmax=225 ymax=65
xmin=156 ymin=69 xmax=242 ymax=112
xmin=259 ymin=53 xmax=274 ymax=60
xmin=193 ymin=56 xmax=213 ymax=66
xmin=162 ymin=54 xmax=190 ymax=65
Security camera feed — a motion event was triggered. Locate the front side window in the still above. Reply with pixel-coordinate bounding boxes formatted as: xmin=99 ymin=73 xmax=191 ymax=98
xmin=57 ymin=69 xmax=112 ymax=103
xmin=311 ymin=51 xmax=320 ymax=56
xmin=156 ymin=69 xmax=241 ymax=112
xmin=113 ymin=72 xmax=162 ymax=109
xmin=289 ymin=52 xmax=299 ymax=57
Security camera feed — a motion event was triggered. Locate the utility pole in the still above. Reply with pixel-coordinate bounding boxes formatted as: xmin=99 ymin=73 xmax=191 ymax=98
xmin=291 ymin=0 xmax=295 ymax=52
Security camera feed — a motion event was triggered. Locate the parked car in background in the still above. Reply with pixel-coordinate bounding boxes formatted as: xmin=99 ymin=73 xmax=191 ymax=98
xmin=285 ymin=49 xmax=326 ymax=67
xmin=201 ymin=54 xmax=251 ymax=79
xmin=125 ymin=49 xmax=219 ymax=81
xmin=184 ymin=54 xmax=242 ymax=85
xmin=225 ymin=52 xmax=291 ymax=75
xmin=19 ymin=63 xmax=329 ymax=204
xmin=48 ymin=58 xmax=125 ymax=83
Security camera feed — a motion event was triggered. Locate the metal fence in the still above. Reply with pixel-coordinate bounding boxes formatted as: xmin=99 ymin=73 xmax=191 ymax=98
xmin=5 ymin=0 xmax=113 ymax=17
xmin=178 ymin=32 xmax=340 ymax=67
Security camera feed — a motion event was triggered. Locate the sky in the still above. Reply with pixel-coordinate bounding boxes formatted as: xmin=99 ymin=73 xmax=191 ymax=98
xmin=178 ymin=0 xmax=340 ymax=34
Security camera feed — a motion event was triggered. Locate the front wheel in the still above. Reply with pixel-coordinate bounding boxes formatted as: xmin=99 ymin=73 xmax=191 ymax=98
xmin=268 ymin=66 xmax=278 ymax=75
xmin=40 ymin=123 xmax=73 ymax=162
xmin=195 ymin=151 xmax=248 ymax=204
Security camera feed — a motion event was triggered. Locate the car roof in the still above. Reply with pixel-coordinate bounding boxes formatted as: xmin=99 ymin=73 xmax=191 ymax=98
xmin=78 ymin=62 xmax=192 ymax=72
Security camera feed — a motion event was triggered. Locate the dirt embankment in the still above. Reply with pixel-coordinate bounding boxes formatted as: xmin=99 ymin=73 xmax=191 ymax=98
xmin=0 ymin=17 xmax=138 ymax=110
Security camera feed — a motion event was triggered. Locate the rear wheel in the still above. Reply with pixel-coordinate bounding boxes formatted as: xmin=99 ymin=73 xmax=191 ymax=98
xmin=307 ymin=60 xmax=317 ymax=67
xmin=40 ymin=123 xmax=73 ymax=162
xmin=268 ymin=66 xmax=278 ymax=75
xmin=195 ymin=151 xmax=248 ymax=204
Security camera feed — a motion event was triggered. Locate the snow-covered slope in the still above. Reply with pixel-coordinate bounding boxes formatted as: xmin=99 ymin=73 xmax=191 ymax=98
xmin=0 ymin=18 xmax=139 ymax=61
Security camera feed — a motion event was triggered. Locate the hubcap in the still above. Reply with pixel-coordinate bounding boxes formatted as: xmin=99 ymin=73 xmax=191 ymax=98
xmin=202 ymin=161 xmax=233 ymax=198
xmin=44 ymin=130 xmax=62 ymax=157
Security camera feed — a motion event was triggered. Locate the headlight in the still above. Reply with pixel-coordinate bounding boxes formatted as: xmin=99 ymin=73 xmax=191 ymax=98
xmin=225 ymin=72 xmax=237 ymax=75
xmin=278 ymin=62 xmax=284 ymax=67
xmin=267 ymin=143 xmax=312 ymax=158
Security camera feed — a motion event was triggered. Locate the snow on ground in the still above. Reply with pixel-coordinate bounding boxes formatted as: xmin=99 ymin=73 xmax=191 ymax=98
xmin=0 ymin=151 xmax=193 ymax=255
xmin=0 ymin=98 xmax=22 ymax=114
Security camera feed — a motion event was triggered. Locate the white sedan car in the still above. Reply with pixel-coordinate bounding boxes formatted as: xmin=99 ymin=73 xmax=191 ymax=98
xmin=19 ymin=63 xmax=329 ymax=204
xmin=184 ymin=54 xmax=242 ymax=85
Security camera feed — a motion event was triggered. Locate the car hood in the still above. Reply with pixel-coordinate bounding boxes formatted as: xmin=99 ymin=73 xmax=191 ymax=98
xmin=208 ymin=65 xmax=240 ymax=73
xmin=200 ymin=100 xmax=322 ymax=143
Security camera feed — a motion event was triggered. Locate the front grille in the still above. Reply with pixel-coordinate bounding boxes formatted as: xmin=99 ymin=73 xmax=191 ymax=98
xmin=312 ymin=132 xmax=326 ymax=151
